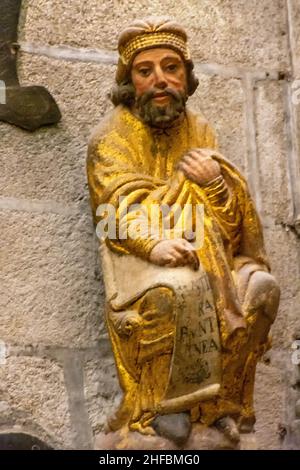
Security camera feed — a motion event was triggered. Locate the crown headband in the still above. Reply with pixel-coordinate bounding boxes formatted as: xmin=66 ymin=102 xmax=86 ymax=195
xmin=119 ymin=32 xmax=190 ymax=65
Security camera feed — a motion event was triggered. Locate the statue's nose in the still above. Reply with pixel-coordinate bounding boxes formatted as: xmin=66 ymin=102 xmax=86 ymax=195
xmin=153 ymin=67 xmax=168 ymax=89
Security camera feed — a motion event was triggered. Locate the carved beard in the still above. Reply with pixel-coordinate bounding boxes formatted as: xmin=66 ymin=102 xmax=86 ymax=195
xmin=135 ymin=88 xmax=187 ymax=129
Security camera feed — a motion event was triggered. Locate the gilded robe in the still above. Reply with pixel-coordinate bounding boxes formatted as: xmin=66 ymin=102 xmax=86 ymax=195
xmin=87 ymin=105 xmax=269 ymax=431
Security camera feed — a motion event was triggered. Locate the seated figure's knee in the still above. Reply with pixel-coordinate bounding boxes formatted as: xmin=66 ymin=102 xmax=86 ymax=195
xmin=245 ymin=271 xmax=280 ymax=322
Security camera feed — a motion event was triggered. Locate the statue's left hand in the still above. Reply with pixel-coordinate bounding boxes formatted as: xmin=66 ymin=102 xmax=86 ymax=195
xmin=178 ymin=148 xmax=221 ymax=186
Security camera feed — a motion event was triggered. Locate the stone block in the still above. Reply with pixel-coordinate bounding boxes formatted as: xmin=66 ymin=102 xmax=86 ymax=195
xmin=0 ymin=210 xmax=105 ymax=347
xmin=83 ymin=353 xmax=122 ymax=435
xmin=291 ymin=84 xmax=300 ymax=227
xmin=264 ymin=226 xmax=300 ymax=348
xmin=254 ymin=81 xmax=291 ymax=221
xmin=287 ymin=0 xmax=300 ymax=77
xmin=254 ymin=362 xmax=285 ymax=449
xmin=0 ymin=354 xmax=72 ymax=448
xmin=189 ymin=72 xmax=247 ymax=172
xmin=0 ymin=54 xmax=114 ymax=204
xmin=20 ymin=0 xmax=289 ymax=69
xmin=264 ymin=227 xmax=299 ymax=299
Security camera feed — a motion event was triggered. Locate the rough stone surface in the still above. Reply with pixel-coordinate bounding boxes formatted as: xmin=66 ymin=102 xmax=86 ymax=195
xmin=0 ymin=355 xmax=72 ymax=448
xmin=20 ymin=0 xmax=289 ymax=69
xmin=0 ymin=210 xmax=105 ymax=347
xmin=0 ymin=54 xmax=114 ymax=204
xmin=295 ymin=400 xmax=300 ymax=418
xmin=284 ymin=356 xmax=300 ymax=450
xmin=292 ymin=88 xmax=300 ymax=227
xmin=255 ymin=81 xmax=291 ymax=221
xmin=83 ymin=354 xmax=122 ymax=435
xmin=288 ymin=0 xmax=300 ymax=77
xmin=254 ymin=362 xmax=285 ymax=450
xmin=264 ymin=227 xmax=300 ymax=348
xmin=190 ymin=72 xmax=247 ymax=172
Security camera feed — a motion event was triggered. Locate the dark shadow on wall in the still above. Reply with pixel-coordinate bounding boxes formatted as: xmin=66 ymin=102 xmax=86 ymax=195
xmin=0 ymin=0 xmax=61 ymax=131
xmin=0 ymin=432 xmax=53 ymax=450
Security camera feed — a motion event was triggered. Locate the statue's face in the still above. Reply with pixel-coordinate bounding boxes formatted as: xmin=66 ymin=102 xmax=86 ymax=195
xmin=130 ymin=48 xmax=187 ymax=128
xmin=131 ymin=48 xmax=187 ymax=106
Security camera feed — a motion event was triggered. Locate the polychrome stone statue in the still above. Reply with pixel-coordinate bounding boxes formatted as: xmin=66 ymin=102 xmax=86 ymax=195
xmin=87 ymin=17 xmax=280 ymax=449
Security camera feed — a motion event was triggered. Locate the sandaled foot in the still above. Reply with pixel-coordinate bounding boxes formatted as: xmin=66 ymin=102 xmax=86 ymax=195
xmin=214 ymin=416 xmax=240 ymax=443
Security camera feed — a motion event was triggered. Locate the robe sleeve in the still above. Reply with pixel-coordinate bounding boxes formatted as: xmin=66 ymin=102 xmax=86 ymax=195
xmin=201 ymin=122 xmax=268 ymax=267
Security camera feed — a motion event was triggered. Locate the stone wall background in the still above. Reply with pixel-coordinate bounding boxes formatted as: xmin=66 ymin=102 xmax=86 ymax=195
xmin=1 ymin=0 xmax=300 ymax=449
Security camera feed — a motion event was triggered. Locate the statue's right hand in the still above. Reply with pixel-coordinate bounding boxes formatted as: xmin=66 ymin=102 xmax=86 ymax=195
xmin=149 ymin=239 xmax=199 ymax=271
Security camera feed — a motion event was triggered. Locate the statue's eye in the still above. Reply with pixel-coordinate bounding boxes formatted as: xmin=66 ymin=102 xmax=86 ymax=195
xmin=138 ymin=68 xmax=151 ymax=77
xmin=165 ymin=63 xmax=178 ymax=73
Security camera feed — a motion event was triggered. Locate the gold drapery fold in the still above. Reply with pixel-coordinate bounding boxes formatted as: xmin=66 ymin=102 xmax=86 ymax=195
xmin=87 ymin=105 xmax=269 ymax=342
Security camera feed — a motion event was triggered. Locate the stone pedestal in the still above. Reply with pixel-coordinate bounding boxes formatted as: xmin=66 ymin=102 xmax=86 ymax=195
xmin=95 ymin=425 xmax=257 ymax=451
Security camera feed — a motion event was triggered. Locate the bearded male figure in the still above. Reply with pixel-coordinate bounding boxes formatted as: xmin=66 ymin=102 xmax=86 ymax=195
xmin=87 ymin=17 xmax=280 ymax=448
